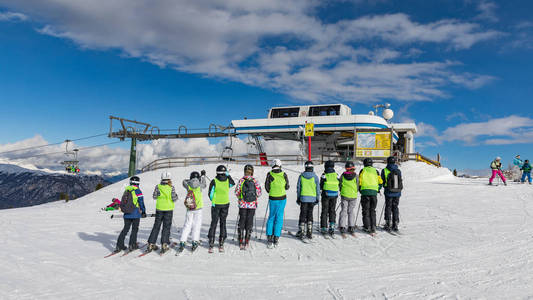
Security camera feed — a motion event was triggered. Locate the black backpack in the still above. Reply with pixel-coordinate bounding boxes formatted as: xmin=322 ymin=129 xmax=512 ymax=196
xmin=386 ymin=168 xmax=403 ymax=193
xmin=241 ymin=178 xmax=257 ymax=202
xmin=119 ymin=188 xmax=137 ymax=214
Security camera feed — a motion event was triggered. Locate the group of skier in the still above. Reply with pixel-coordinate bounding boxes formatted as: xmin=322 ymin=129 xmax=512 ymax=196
xmin=112 ymin=156 xmax=403 ymax=256
xmin=489 ymin=155 xmax=532 ymax=185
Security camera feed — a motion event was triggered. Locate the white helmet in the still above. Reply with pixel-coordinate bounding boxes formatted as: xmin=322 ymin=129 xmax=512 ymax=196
xmin=495 ymin=157 xmax=501 ymax=161
xmin=272 ymin=159 xmax=282 ymax=168
xmin=161 ymin=171 xmax=172 ymax=180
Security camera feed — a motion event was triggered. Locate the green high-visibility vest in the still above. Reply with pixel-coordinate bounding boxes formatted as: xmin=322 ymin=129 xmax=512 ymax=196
xmin=213 ymin=178 xmax=230 ymax=205
xmin=269 ymin=171 xmax=286 ymax=197
xmin=360 ymin=167 xmax=380 ymax=191
xmin=340 ymin=176 xmax=358 ymax=198
xmin=383 ymin=168 xmax=390 ymax=187
xmin=300 ymin=176 xmax=316 ymax=197
xmin=156 ymin=184 xmax=175 ymax=211
xmin=126 ymin=186 xmax=139 ymax=207
xmin=188 ymin=185 xmax=203 ymax=209
xmin=323 ymin=172 xmax=339 ymax=191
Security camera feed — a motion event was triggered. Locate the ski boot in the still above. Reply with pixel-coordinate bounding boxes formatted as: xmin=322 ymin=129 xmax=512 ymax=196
xmin=245 ymin=232 xmax=251 ymax=249
xmin=273 ymin=236 xmax=279 ymax=247
xmin=177 ymin=242 xmax=186 ymax=253
xmin=306 ymin=222 xmax=313 ymax=239
xmin=392 ymin=221 xmax=399 ymax=232
xmin=504 ymin=182 xmax=507 ymax=186
xmin=160 ymin=243 xmax=170 ymax=255
xmin=267 ymin=235 xmax=274 ymax=249
xmin=219 ymin=238 xmax=225 ymax=253
xmin=329 ymin=222 xmax=336 ymax=238
xmin=128 ymin=243 xmax=139 ymax=251
xmin=191 ymin=241 xmax=199 ymax=252
xmin=208 ymin=239 xmax=215 ymax=253
xmin=238 ymin=230 xmax=245 ymax=250
xmin=383 ymin=221 xmax=391 ymax=232
xmin=295 ymin=223 xmax=305 ymax=239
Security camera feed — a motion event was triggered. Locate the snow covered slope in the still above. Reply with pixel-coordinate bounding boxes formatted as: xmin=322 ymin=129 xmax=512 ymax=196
xmin=1 ymin=162 xmax=532 ymax=299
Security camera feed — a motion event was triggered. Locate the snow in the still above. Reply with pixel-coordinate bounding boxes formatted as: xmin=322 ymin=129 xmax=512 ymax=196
xmin=1 ymin=161 xmax=533 ymax=299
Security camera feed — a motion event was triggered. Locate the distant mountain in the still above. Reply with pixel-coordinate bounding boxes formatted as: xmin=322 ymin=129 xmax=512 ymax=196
xmin=0 ymin=164 xmax=110 ymax=209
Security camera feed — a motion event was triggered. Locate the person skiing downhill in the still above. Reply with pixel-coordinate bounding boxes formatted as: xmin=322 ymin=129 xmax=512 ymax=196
xmin=338 ymin=161 xmax=358 ymax=236
xmin=520 ymin=160 xmax=532 ymax=184
xmin=359 ymin=158 xmax=383 ymax=235
xmin=489 ymin=157 xmax=507 ymax=186
xmin=320 ymin=160 xmax=340 ymax=237
xmin=114 ymin=176 xmax=146 ymax=253
xmin=146 ymin=171 xmax=178 ymax=253
xmin=295 ymin=161 xmax=320 ymax=240
xmin=177 ymin=170 xmax=207 ymax=253
xmin=514 ymin=155 xmax=523 ymax=168
xmin=264 ymin=159 xmax=289 ymax=248
xmin=234 ymin=165 xmax=262 ymax=249
xmin=381 ymin=156 xmax=402 ymax=232
xmin=207 ymin=165 xmax=235 ymax=252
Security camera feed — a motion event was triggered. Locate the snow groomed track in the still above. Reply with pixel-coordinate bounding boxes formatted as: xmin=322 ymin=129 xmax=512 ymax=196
xmin=1 ymin=162 xmax=532 ymax=299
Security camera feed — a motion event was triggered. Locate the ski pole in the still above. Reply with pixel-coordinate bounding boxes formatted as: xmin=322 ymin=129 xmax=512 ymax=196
xmin=354 ymin=200 xmax=361 ymax=228
xmin=259 ymin=200 xmax=270 ymax=240
xmin=254 ymin=210 xmax=258 ymax=239
xmin=110 ymin=213 xmax=155 ymax=219
xmin=232 ymin=212 xmax=240 ymax=241
xmin=378 ymin=198 xmax=386 ymax=226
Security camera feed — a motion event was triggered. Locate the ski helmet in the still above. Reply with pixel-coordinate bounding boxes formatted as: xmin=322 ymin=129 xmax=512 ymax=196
xmin=161 ymin=171 xmax=172 ymax=180
xmin=325 ymin=160 xmax=335 ymax=169
xmin=272 ymin=159 xmax=282 ymax=169
xmin=345 ymin=161 xmax=355 ymax=170
xmin=363 ymin=158 xmax=373 ymax=167
xmin=495 ymin=156 xmax=501 ymax=161
xmin=244 ymin=164 xmax=254 ymax=175
xmin=130 ymin=176 xmax=140 ymax=185
xmin=387 ymin=156 xmax=396 ymax=165
xmin=216 ymin=165 xmax=227 ymax=175
xmin=190 ymin=171 xmax=200 ymax=180
xmin=304 ymin=160 xmax=314 ymax=171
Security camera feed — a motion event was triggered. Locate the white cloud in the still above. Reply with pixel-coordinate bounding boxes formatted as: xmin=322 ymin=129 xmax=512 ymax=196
xmin=442 ymin=115 xmax=533 ymax=145
xmin=0 ymin=11 xmax=27 ymax=22
xmin=445 ymin=112 xmax=468 ymax=122
xmin=416 ymin=122 xmax=440 ymax=140
xmin=0 ymin=135 xmax=302 ymax=173
xmin=0 ymin=1 xmax=500 ymax=103
xmin=475 ymin=0 xmax=498 ymax=23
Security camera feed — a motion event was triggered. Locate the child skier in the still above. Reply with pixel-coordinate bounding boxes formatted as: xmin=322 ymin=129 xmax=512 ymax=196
xmin=114 ymin=176 xmax=146 ymax=253
xmin=234 ymin=165 xmax=262 ymax=249
xmin=359 ymin=158 xmax=383 ymax=235
xmin=146 ymin=171 xmax=178 ymax=254
xmin=380 ymin=156 xmax=403 ymax=232
xmin=338 ymin=161 xmax=358 ymax=236
xmin=489 ymin=157 xmax=507 ymax=186
xmin=103 ymin=198 xmax=120 ymax=211
xmin=177 ymin=170 xmax=207 ymax=253
xmin=296 ymin=161 xmax=320 ymax=240
xmin=264 ymin=159 xmax=289 ymax=248
xmin=521 ymin=160 xmax=532 ymax=184
xmin=208 ymin=165 xmax=235 ymax=252
xmin=320 ymin=160 xmax=340 ymax=237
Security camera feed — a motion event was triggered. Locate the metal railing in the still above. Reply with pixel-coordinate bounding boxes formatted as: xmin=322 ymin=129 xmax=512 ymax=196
xmin=141 ymin=154 xmax=312 ymax=172
xmin=402 ymin=152 xmax=441 ymax=167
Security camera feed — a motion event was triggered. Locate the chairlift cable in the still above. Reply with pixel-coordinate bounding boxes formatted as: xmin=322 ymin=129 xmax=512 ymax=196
xmin=0 ymin=133 xmax=108 ymax=155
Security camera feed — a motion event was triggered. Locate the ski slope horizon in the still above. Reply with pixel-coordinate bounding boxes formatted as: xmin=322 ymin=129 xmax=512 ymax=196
xmin=1 ymin=161 xmax=532 ymax=299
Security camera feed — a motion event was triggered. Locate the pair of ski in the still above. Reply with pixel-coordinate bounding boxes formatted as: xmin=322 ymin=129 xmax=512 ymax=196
xmin=287 ymin=231 xmax=314 ymax=244
xmin=340 ymin=232 xmax=357 ymax=239
xmin=104 ymin=243 xmax=147 ymax=258
xmin=381 ymin=226 xmax=401 ymax=236
xmin=208 ymin=245 xmax=225 ymax=253
xmin=175 ymin=243 xmax=200 ymax=256
xmin=138 ymin=242 xmax=178 ymax=257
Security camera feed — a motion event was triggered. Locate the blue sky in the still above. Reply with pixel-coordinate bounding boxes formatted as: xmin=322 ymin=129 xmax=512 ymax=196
xmin=0 ymin=0 xmax=532 ymax=173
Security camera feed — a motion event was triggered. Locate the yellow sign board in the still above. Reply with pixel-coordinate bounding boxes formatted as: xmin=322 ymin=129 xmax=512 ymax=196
xmin=355 ymin=132 xmax=392 ymax=158
xmin=305 ymin=123 xmax=314 ymax=137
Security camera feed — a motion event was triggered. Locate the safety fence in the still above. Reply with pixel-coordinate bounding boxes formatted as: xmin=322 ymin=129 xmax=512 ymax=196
xmin=402 ymin=153 xmax=441 ymax=167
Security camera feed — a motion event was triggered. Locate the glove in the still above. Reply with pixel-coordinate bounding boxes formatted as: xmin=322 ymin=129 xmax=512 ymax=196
xmin=314 ymin=199 xmax=319 ymax=204
xmin=141 ymin=212 xmax=147 ymax=218
xmin=225 ymin=171 xmax=229 ymax=176
xmin=201 ymin=170 xmax=206 ymax=176
xmin=296 ymin=199 xmax=301 ymax=205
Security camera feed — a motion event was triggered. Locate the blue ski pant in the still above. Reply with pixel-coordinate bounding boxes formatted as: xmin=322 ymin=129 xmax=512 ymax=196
xmin=521 ymin=172 xmax=532 ymax=183
xmin=266 ymin=199 xmax=286 ymax=237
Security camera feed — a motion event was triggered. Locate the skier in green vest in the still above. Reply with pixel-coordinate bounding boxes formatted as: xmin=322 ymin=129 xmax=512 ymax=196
xmin=295 ymin=161 xmax=320 ymax=240
xmin=358 ymin=158 xmax=383 ymax=236
xmin=177 ymin=170 xmax=207 ymax=253
xmin=146 ymin=171 xmax=178 ymax=253
xmin=264 ymin=159 xmax=289 ymax=248
xmin=207 ymin=165 xmax=235 ymax=252
xmin=320 ymin=160 xmax=340 ymax=237
xmin=338 ymin=161 xmax=359 ymax=236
